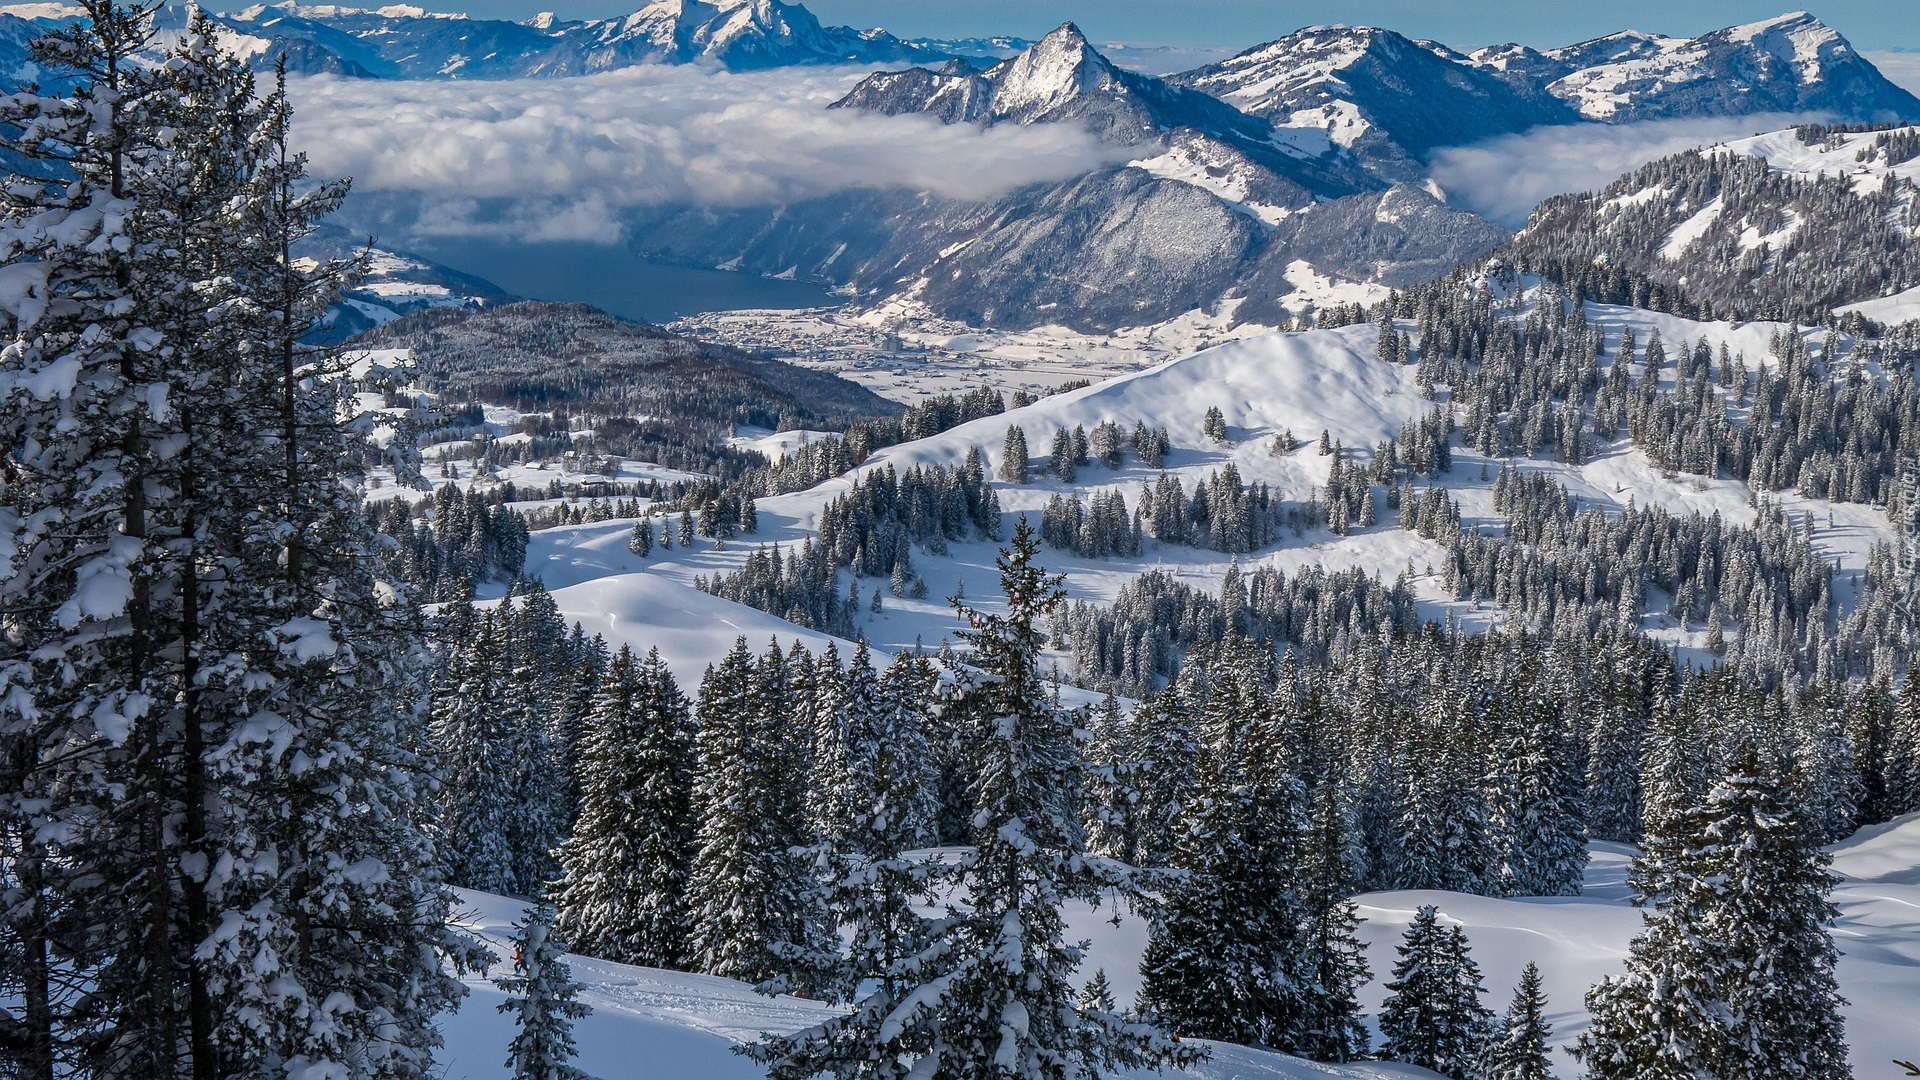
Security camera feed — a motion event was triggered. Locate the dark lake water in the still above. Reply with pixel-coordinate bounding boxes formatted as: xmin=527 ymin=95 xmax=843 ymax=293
xmin=415 ymin=239 xmax=841 ymax=323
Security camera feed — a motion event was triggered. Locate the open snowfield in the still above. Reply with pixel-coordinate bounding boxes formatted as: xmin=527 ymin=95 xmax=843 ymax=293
xmin=433 ymin=814 xmax=1920 ymax=1079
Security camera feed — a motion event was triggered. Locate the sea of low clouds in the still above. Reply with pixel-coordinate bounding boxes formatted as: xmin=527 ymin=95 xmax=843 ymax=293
xmin=289 ymin=57 xmax=1897 ymax=247
xmin=1427 ymin=111 xmax=1834 ymax=230
xmin=289 ymin=64 xmax=1133 ymax=243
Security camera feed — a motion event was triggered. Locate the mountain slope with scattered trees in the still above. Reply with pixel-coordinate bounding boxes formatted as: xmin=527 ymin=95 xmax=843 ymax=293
xmin=1504 ymin=123 xmax=1920 ymax=324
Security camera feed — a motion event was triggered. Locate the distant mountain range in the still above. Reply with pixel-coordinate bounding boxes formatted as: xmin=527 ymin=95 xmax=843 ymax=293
xmin=659 ymin=13 xmax=1914 ymax=332
xmin=0 ymin=0 xmax=995 ymax=82
xmin=5 ymin=1 xmax=1912 ymax=334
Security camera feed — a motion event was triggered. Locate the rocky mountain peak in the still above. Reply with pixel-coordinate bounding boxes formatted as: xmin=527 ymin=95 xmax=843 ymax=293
xmin=987 ymin=22 xmax=1118 ymax=118
xmin=1532 ymin=9 xmax=1916 ymax=122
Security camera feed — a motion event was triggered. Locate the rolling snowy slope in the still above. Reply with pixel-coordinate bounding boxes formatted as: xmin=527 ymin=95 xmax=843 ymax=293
xmin=440 ymin=886 xmax=1448 ymax=1080
xmin=433 ymin=814 xmax=1920 ymax=1078
xmin=468 ymin=304 xmax=1900 ymax=678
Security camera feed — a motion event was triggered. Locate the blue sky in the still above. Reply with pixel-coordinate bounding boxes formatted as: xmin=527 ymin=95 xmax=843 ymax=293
xmin=424 ymin=1 xmax=1920 ymax=52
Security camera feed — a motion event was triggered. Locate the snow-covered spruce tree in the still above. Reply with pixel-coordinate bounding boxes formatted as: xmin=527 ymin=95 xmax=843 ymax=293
xmin=1049 ymin=427 xmax=1076 ymax=483
xmin=1080 ymin=689 xmax=1144 ymax=863
xmin=1294 ymin=776 xmax=1372 ymax=1063
xmin=1203 ymin=405 xmax=1228 ymax=443
xmin=1078 ymin=969 xmax=1117 ymax=1014
xmin=550 ymin=645 xmax=696 ymax=969
xmin=629 ymin=514 xmax=653 ymax=556
xmin=504 ymin=584 xmax=580 ymax=890
xmin=1138 ymin=636 xmax=1308 ymax=1049
xmin=1575 ymin=743 xmax=1849 ymax=1080
xmin=688 ymin=638 xmax=834 ymax=992
xmin=199 ymin=54 xmax=481 ymax=1074
xmin=1397 ymin=703 xmax=1494 ymax=894
xmin=752 ymin=520 xmax=1200 ymax=1079
xmin=0 ymin=5 xmax=187 ymax=1068
xmin=3 ymin=10 xmax=477 ymax=1072
xmin=1128 ymin=667 xmax=1203 ymax=868
xmin=1377 ymin=905 xmax=1494 ymax=1080
xmin=496 ymin=903 xmax=591 ymax=1080
xmin=807 ymin=639 xmax=941 ymax=1004
xmin=1582 ymin=694 xmax=1644 ymax=845
xmin=804 ymin=641 xmax=856 ymax=843
xmin=1000 ymin=425 xmax=1030 ymax=484
xmin=1487 ymin=671 xmax=1589 ymax=897
xmin=428 ymin=607 xmax=521 ymax=893
xmin=1486 ymin=962 xmax=1553 ymax=1080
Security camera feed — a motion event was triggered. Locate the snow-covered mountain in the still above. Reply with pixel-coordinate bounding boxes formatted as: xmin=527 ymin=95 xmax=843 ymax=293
xmin=1159 ymin=13 xmax=1915 ymax=185
xmin=215 ymin=0 xmax=955 ymax=78
xmin=779 ymin=25 xmax=1500 ymax=332
xmin=515 ymin=0 xmax=947 ymax=76
xmin=1470 ymin=11 xmax=1920 ymax=123
xmin=0 ymin=0 xmax=963 ymax=82
xmin=832 ymin=23 xmax=1362 ymax=195
xmin=1167 ymin=25 xmax=1576 ymax=182
xmin=1503 ymin=122 xmax=1920 ymax=323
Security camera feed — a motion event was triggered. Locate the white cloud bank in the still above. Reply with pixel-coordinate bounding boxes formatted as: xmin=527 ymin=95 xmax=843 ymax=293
xmin=288 ymin=65 xmax=1133 ymax=243
xmin=1428 ymin=112 xmax=1832 ymax=229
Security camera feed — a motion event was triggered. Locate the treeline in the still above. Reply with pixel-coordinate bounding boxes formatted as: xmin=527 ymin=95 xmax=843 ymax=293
xmin=693 ymin=457 xmax=999 ymax=625
xmin=1399 ymin=261 xmax=1920 ymax=521
xmin=998 ymin=419 xmax=1172 ymax=483
xmin=1055 ymin=564 xmax=1417 ymax=695
xmin=817 ymin=455 xmax=1000 ymax=566
xmin=426 ymin=530 xmax=1885 ymax=1079
xmin=724 ymin=384 xmax=1087 ymax=504
xmin=695 ymin=540 xmax=863 ymax=637
xmin=1401 ymin=469 xmax=1837 ymax=666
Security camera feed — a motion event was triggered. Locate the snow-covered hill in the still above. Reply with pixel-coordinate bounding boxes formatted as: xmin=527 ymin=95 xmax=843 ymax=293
xmin=402 ymin=302 xmax=1898 ymax=684
xmin=1505 ymin=121 xmax=1920 ymax=323
xmin=432 ymin=813 xmax=1920 ymax=1078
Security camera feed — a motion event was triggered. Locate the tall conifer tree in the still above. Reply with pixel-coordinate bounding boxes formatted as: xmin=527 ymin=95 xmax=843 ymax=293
xmin=1378 ymin=906 xmax=1494 ymax=1080
xmin=551 ymin=646 xmax=696 ymax=969
xmin=688 ymin=639 xmax=832 ymax=992
xmin=750 ymin=521 xmax=1199 ymax=1078
xmin=1487 ymin=962 xmax=1554 ymax=1080
xmin=1576 ymin=744 xmax=1850 ymax=1080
